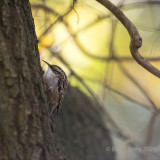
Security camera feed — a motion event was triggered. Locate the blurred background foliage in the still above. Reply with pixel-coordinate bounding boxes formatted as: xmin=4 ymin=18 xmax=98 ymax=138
xmin=31 ymin=0 xmax=160 ymax=159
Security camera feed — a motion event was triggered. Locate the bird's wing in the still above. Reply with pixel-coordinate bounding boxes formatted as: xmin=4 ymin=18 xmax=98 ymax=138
xmin=56 ymin=77 xmax=68 ymax=114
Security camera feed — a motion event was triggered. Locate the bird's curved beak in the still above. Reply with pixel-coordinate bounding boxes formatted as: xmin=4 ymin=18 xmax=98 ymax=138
xmin=42 ymin=60 xmax=51 ymax=67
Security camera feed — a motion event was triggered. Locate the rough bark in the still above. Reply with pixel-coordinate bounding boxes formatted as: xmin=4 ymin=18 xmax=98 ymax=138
xmin=0 ymin=1 xmax=59 ymax=159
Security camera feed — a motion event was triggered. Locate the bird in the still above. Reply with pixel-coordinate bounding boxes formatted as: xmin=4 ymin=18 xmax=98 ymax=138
xmin=42 ymin=60 xmax=68 ymax=115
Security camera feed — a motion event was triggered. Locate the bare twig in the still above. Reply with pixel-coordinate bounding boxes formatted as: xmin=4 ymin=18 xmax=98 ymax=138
xmin=96 ymin=0 xmax=160 ymax=78
xmin=38 ymin=7 xmax=73 ymax=41
xmin=145 ymin=112 xmax=160 ymax=146
xmin=122 ymin=0 xmax=160 ymax=8
xmin=81 ymin=76 xmax=151 ymax=111
xmin=118 ymin=63 xmax=158 ymax=111
xmin=72 ymin=0 xmax=79 ymax=24
xmin=105 ymin=84 xmax=151 ymax=111
xmin=32 ymin=4 xmax=59 ymax=16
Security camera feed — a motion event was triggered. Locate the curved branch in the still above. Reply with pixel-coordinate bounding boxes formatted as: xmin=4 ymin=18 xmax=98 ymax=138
xmin=96 ymin=0 xmax=160 ymax=78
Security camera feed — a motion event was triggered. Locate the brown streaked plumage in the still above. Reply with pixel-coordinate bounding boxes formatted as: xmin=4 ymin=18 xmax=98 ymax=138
xmin=43 ymin=60 xmax=68 ymax=114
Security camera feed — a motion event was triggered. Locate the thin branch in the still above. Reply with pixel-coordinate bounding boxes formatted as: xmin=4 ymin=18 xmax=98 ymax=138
xmin=122 ymin=0 xmax=160 ymax=8
xmin=118 ymin=63 xmax=158 ymax=111
xmin=145 ymin=112 xmax=160 ymax=146
xmin=80 ymin=76 xmax=152 ymax=111
xmin=105 ymin=84 xmax=152 ymax=111
xmin=72 ymin=0 xmax=79 ymax=24
xmin=38 ymin=7 xmax=73 ymax=41
xmin=96 ymin=0 xmax=160 ymax=78
xmin=32 ymin=4 xmax=59 ymax=16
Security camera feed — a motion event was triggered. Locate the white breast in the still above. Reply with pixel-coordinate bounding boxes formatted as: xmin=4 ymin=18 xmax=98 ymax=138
xmin=43 ymin=67 xmax=59 ymax=91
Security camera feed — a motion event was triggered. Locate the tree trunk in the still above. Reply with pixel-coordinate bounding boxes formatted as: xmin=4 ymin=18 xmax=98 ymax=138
xmin=0 ymin=1 xmax=115 ymax=160
xmin=0 ymin=1 xmax=59 ymax=159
